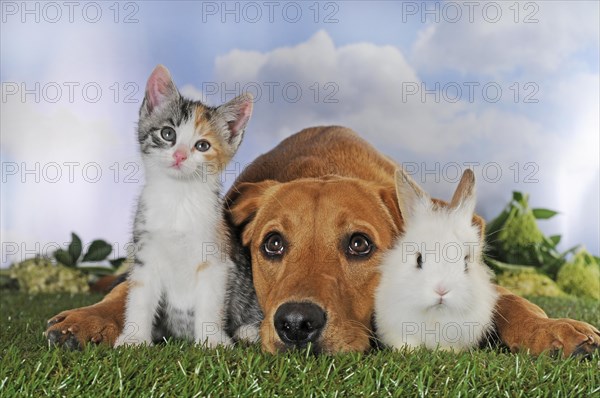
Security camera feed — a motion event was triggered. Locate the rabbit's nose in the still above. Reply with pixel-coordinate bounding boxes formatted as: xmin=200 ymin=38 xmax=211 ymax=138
xmin=434 ymin=286 xmax=449 ymax=297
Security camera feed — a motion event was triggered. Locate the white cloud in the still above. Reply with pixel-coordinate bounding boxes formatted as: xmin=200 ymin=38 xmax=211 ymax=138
xmin=208 ymin=30 xmax=552 ymax=162
xmin=4 ymin=13 xmax=596 ymax=267
xmin=2 ymin=100 xmax=119 ymax=163
xmin=411 ymin=1 xmax=599 ymax=76
xmin=203 ymin=30 xmax=598 ymax=254
xmin=0 ymin=17 xmax=148 ymax=267
xmin=552 ymin=73 xmax=600 ymax=252
xmin=1 ymin=99 xmax=140 ymax=267
xmin=212 ymin=31 xmax=517 ymax=154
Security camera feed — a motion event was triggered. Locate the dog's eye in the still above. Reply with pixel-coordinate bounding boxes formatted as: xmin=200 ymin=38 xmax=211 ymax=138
xmin=416 ymin=253 xmax=423 ymax=269
xmin=347 ymin=233 xmax=373 ymax=257
xmin=262 ymin=232 xmax=285 ymax=258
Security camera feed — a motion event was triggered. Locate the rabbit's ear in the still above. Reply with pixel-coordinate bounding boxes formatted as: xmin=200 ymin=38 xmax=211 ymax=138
xmin=395 ymin=168 xmax=429 ymax=223
xmin=450 ymin=169 xmax=476 ymax=215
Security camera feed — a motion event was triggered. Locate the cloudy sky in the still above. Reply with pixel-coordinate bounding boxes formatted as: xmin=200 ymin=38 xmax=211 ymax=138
xmin=1 ymin=1 xmax=599 ymax=266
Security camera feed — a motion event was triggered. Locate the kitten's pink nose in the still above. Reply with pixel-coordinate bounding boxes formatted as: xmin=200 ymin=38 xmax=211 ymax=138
xmin=173 ymin=149 xmax=188 ymax=166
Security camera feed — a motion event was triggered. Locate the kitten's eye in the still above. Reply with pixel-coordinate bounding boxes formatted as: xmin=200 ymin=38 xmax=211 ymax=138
xmin=262 ymin=232 xmax=285 ymax=258
xmin=416 ymin=253 xmax=423 ymax=269
xmin=347 ymin=233 xmax=373 ymax=257
xmin=160 ymin=127 xmax=176 ymax=142
xmin=194 ymin=140 xmax=211 ymax=152
xmin=464 ymin=255 xmax=469 ymax=272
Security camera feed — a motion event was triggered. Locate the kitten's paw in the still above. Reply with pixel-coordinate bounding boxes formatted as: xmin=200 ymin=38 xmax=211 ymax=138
xmin=114 ymin=320 xmax=153 ymax=347
xmin=233 ymin=324 xmax=260 ymax=344
xmin=46 ymin=308 xmax=121 ymax=349
xmin=196 ymin=330 xmax=231 ymax=348
xmin=199 ymin=335 xmax=232 ymax=348
xmin=114 ymin=332 xmax=152 ymax=347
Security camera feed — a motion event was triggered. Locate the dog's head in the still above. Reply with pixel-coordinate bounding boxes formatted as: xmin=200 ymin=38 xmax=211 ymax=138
xmin=230 ymin=176 xmax=401 ymax=353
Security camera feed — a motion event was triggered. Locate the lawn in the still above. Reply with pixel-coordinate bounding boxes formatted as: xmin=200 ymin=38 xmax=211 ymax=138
xmin=0 ymin=293 xmax=598 ymax=397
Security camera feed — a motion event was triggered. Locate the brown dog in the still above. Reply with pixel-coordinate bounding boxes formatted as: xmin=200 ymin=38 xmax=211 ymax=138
xmin=46 ymin=126 xmax=600 ymax=356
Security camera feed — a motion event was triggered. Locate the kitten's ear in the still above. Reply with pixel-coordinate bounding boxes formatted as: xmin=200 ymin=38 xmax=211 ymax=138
xmin=215 ymin=93 xmax=254 ymax=150
xmin=450 ymin=169 xmax=476 ymax=216
xmin=141 ymin=65 xmax=179 ymax=116
xmin=395 ymin=168 xmax=429 ymax=224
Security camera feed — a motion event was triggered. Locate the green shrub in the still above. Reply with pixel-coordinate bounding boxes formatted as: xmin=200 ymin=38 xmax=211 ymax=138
xmin=486 ymin=192 xmax=578 ymax=278
xmin=493 ymin=262 xmax=567 ymax=297
xmin=557 ymin=249 xmax=600 ymax=300
xmin=8 ymin=257 xmax=89 ymax=294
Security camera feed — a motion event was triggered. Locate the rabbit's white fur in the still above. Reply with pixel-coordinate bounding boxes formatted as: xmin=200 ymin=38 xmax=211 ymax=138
xmin=375 ymin=169 xmax=497 ymax=351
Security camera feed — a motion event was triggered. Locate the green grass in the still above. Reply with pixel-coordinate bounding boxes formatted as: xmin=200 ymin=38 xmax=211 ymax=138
xmin=1 ymin=293 xmax=598 ymax=397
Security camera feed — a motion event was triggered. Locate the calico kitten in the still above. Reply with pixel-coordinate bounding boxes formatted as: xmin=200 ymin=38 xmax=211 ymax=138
xmin=115 ymin=65 xmax=253 ymax=347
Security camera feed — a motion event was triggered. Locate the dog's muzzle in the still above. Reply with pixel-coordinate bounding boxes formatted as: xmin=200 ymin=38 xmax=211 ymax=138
xmin=274 ymin=302 xmax=326 ymax=349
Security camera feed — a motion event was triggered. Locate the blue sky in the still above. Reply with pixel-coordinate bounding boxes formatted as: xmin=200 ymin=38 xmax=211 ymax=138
xmin=1 ymin=1 xmax=599 ymax=266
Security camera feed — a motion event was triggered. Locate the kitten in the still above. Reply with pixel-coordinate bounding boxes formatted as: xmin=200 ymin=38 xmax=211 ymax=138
xmin=115 ymin=65 xmax=253 ymax=347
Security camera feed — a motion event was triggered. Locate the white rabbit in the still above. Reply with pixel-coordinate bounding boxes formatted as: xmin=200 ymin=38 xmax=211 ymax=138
xmin=375 ymin=168 xmax=498 ymax=351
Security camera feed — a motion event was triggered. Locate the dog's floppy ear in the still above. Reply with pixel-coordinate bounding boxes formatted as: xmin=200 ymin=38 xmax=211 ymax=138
xmin=229 ymin=180 xmax=279 ymax=245
xmin=379 ymin=185 xmax=403 ymax=235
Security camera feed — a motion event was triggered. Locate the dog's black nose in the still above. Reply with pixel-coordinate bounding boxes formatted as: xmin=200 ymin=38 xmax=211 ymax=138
xmin=274 ymin=302 xmax=326 ymax=347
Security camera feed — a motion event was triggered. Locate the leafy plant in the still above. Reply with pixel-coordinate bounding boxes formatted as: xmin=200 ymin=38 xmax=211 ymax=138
xmin=485 ymin=192 xmax=578 ymax=278
xmin=5 ymin=256 xmax=89 ymax=294
xmin=53 ymin=233 xmax=127 ymax=277
xmin=556 ymin=249 xmax=600 ymax=300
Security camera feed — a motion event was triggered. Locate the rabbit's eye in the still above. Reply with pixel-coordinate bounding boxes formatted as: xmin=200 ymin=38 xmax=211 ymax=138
xmin=416 ymin=253 xmax=423 ymax=269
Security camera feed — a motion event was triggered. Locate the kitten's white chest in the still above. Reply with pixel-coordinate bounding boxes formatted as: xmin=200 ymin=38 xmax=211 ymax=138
xmin=142 ymin=177 xmax=219 ymax=233
xmin=136 ymin=177 xmax=225 ymax=300
xmin=123 ymin=176 xmax=230 ymax=345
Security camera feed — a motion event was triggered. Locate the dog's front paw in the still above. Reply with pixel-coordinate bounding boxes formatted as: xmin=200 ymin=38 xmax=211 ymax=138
xmin=512 ymin=318 xmax=600 ymax=358
xmin=46 ymin=308 xmax=121 ymax=349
